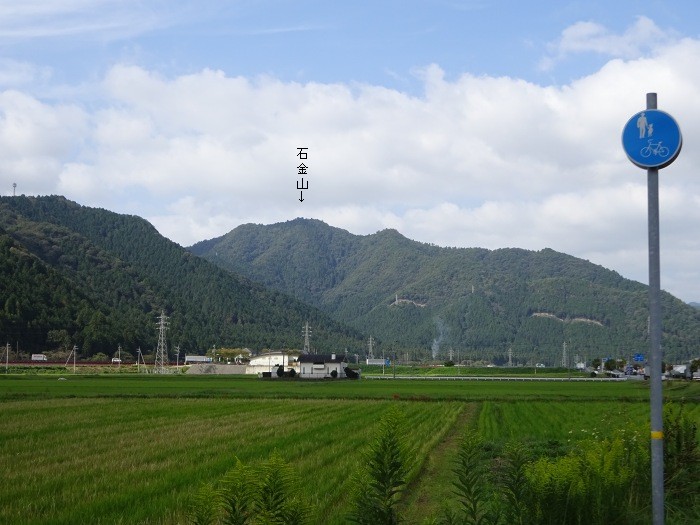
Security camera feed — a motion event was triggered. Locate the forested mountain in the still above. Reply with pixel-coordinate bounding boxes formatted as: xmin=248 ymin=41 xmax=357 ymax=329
xmin=191 ymin=218 xmax=700 ymax=364
xmin=0 ymin=197 xmax=363 ymax=358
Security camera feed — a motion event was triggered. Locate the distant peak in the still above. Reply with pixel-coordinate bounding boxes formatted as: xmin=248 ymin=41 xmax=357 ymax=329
xmin=373 ymin=228 xmax=404 ymax=237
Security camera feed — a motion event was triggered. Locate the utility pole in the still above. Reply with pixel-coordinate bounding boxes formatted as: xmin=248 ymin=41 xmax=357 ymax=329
xmin=175 ymin=345 xmax=180 ymax=371
xmin=153 ymin=311 xmax=169 ymax=374
xmin=5 ymin=342 xmax=9 ymax=373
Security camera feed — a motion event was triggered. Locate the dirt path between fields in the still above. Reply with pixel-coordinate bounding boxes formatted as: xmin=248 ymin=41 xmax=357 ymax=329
xmin=399 ymin=403 xmax=479 ymax=523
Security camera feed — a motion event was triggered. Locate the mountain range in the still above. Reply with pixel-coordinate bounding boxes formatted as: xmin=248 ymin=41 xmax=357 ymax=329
xmin=2 ymin=196 xmax=698 ymax=365
xmin=191 ymin=218 xmax=700 ymax=365
xmin=0 ymin=196 xmax=362 ymax=358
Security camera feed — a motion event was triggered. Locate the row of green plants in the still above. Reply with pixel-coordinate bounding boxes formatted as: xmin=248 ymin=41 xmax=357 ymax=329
xmin=189 ymin=404 xmax=699 ymax=524
xmin=0 ymin=393 xmax=463 ymax=524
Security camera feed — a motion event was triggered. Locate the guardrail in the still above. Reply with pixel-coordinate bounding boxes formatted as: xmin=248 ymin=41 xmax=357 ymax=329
xmin=364 ymin=375 xmax=629 ymax=382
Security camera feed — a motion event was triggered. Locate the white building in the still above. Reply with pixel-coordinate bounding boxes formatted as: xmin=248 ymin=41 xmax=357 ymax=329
xmin=184 ymin=355 xmax=212 ymax=364
xmin=247 ymin=352 xmax=299 ymax=376
xmin=298 ymin=353 xmax=347 ymax=379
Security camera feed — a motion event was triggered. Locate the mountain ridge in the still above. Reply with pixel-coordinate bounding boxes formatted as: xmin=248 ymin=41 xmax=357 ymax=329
xmin=192 ymin=217 xmax=700 ymax=364
xmin=0 ymin=198 xmax=363 ymax=357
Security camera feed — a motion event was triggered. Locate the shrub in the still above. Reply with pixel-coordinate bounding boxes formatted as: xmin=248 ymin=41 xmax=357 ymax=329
xmin=348 ymin=408 xmax=407 ymax=524
xmin=445 ymin=430 xmax=501 ymax=525
xmin=188 ymin=453 xmax=309 ymax=524
xmin=525 ymin=428 xmax=649 ymax=525
xmin=664 ymin=402 xmax=700 ymax=521
xmin=498 ymin=442 xmax=531 ymax=525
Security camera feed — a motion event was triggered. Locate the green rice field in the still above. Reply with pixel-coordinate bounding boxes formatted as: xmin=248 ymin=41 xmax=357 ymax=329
xmin=1 ymin=375 xmax=699 ymax=524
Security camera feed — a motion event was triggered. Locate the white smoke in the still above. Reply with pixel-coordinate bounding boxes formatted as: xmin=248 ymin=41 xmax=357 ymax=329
xmin=431 ymin=317 xmax=448 ymax=360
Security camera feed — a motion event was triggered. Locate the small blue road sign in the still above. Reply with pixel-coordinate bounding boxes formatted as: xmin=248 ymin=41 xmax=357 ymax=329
xmin=622 ymin=109 xmax=682 ymax=169
xmin=633 ymin=353 xmax=645 ymax=363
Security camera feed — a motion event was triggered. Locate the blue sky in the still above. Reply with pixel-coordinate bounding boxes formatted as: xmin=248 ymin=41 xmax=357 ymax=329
xmin=3 ymin=1 xmax=693 ymax=91
xmin=2 ymin=0 xmax=700 ymax=303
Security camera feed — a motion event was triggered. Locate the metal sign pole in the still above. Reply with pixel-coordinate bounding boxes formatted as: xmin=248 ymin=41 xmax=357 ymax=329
xmin=646 ymin=92 xmax=664 ymax=525
xmin=622 ymin=92 xmax=681 ymax=525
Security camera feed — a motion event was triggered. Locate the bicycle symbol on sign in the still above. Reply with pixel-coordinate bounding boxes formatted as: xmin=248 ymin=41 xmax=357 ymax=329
xmin=640 ymin=140 xmax=669 ymax=158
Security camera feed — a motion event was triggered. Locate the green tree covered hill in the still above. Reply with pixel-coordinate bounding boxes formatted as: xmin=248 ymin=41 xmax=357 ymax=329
xmin=0 ymin=197 xmax=363 ymax=357
xmin=191 ymin=218 xmax=700 ymax=364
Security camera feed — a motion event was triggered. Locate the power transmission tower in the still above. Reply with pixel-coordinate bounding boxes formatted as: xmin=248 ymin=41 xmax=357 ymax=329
xmin=302 ymin=321 xmax=312 ymax=354
xmin=508 ymin=347 xmax=513 ymax=367
xmin=367 ymin=336 xmax=374 ymax=359
xmin=561 ymin=341 xmax=568 ymax=368
xmin=153 ymin=311 xmax=169 ymax=374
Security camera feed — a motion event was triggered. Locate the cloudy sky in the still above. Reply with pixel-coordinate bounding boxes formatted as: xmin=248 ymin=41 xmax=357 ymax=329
xmin=2 ymin=1 xmax=700 ymax=302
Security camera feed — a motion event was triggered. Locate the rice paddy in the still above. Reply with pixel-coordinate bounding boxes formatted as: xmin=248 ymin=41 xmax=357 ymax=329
xmin=1 ymin=374 xmax=699 ymax=524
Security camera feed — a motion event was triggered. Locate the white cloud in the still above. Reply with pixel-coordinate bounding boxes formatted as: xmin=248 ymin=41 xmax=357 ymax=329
xmin=541 ymin=16 xmax=677 ymax=71
xmin=0 ymin=90 xmax=87 ymax=190
xmin=0 ymin=0 xmax=205 ymax=41
xmin=2 ymin=26 xmax=700 ymax=301
xmin=0 ymin=58 xmax=51 ymax=87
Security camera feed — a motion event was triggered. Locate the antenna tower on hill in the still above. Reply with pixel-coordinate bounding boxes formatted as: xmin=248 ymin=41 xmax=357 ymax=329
xmin=153 ymin=311 xmax=169 ymax=374
xmin=302 ymin=321 xmax=312 ymax=354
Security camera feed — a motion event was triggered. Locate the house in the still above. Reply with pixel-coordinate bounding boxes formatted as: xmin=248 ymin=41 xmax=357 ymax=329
xmin=298 ymin=353 xmax=347 ymax=379
xmin=669 ymin=364 xmax=692 ymax=380
xmin=247 ymin=351 xmax=299 ymax=376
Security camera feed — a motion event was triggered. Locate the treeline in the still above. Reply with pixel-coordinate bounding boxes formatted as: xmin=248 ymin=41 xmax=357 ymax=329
xmin=0 ymin=196 xmax=364 ymax=357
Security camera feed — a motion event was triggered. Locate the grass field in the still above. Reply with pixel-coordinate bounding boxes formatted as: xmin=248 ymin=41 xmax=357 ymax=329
xmin=1 ymin=375 xmax=699 ymax=524
xmin=5 ymin=373 xmax=699 ymax=402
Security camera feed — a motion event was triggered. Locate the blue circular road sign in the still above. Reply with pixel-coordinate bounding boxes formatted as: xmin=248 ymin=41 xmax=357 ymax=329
xmin=622 ymin=109 xmax=682 ymax=169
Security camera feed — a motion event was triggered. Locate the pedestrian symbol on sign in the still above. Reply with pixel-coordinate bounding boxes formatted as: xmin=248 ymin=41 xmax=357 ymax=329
xmin=637 ymin=112 xmax=648 ymax=138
